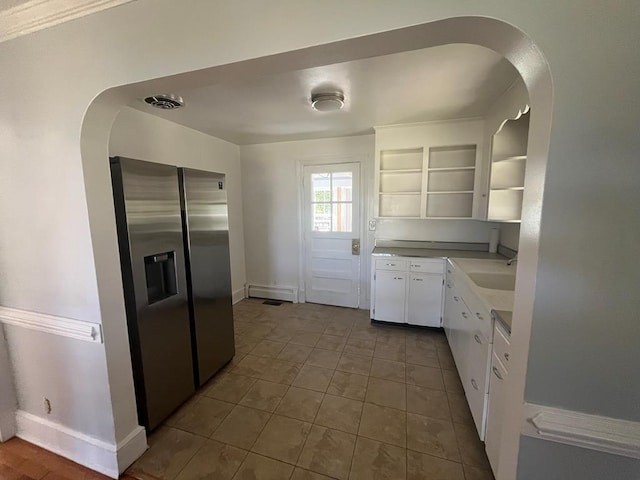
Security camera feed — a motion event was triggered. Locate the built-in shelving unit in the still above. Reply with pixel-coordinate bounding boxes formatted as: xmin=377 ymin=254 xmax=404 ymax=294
xmin=487 ymin=111 xmax=529 ymax=222
xmin=374 ymin=120 xmax=484 ymax=219
xmin=378 ymin=148 xmax=423 ymax=217
xmin=426 ymin=145 xmax=476 ymax=218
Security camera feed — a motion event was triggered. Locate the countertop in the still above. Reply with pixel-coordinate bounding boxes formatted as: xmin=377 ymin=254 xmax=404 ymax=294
xmin=372 ymin=247 xmax=506 ymax=260
xmin=448 ymin=257 xmax=515 ymax=333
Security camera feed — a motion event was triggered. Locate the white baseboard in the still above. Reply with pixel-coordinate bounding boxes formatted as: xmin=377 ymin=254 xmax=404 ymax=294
xmin=232 ymin=288 xmax=246 ymax=305
xmin=0 ymin=410 xmax=16 ymax=442
xmin=522 ymin=403 xmax=640 ymax=459
xmin=247 ymin=284 xmax=298 ymax=303
xmin=115 ymin=424 xmax=148 ymax=474
xmin=16 ymin=410 xmax=147 ymax=478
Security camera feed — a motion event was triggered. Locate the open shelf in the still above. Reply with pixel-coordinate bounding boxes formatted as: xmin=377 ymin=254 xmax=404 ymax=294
xmin=424 ymin=145 xmax=477 ymax=218
xmin=426 ymin=192 xmax=473 ymax=218
xmin=379 ymin=193 xmax=421 ymax=217
xmin=427 ymin=166 xmax=476 ymax=172
xmin=380 ymin=148 xmax=423 ymax=170
xmin=429 ymin=145 xmax=476 ymax=168
xmin=487 ymin=111 xmax=529 ymax=222
xmin=492 ymin=154 xmax=527 ymax=163
xmin=380 ymin=170 xmax=423 ymax=193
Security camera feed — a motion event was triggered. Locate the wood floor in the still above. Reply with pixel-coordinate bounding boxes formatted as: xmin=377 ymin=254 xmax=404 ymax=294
xmin=0 ymin=437 xmax=157 ymax=480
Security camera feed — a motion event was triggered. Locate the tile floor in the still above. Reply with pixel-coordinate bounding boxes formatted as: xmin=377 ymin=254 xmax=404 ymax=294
xmin=129 ymin=298 xmax=495 ymax=480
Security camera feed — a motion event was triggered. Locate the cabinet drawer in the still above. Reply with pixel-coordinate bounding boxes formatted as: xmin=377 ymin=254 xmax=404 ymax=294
xmin=492 ymin=321 xmax=511 ymax=370
xmin=409 ymin=259 xmax=444 ymax=274
xmin=464 ymin=342 xmax=490 ymax=439
xmin=375 ymin=258 xmax=408 ymax=271
xmin=459 ymin=286 xmax=492 ymax=341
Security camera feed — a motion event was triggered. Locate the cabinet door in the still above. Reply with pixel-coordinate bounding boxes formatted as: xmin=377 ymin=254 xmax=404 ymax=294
xmin=407 ymin=273 xmax=443 ymax=327
xmin=446 ymin=289 xmax=471 ymax=381
xmin=485 ymin=353 xmax=508 ymax=474
xmin=464 ymin=326 xmax=491 ymax=439
xmin=373 ymin=270 xmax=406 ymax=323
xmin=443 ymin=277 xmax=456 ymax=338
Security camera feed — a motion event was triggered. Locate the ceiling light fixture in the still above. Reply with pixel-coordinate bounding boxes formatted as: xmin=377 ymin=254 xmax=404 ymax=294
xmin=311 ymin=92 xmax=345 ymax=112
xmin=143 ymin=94 xmax=185 ymax=110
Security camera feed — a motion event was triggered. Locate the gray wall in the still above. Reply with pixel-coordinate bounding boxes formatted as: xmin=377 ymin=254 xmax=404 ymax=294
xmin=517 ymin=437 xmax=640 ymax=480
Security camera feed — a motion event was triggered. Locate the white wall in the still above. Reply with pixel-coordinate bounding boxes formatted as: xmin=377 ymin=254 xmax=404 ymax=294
xmin=109 ymin=107 xmax=246 ymax=301
xmin=0 ymin=1 xmax=637 ymax=478
xmin=240 ymin=135 xmax=373 ymax=306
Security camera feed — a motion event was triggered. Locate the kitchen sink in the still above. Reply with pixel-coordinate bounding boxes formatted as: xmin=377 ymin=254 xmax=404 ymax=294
xmin=467 ymin=272 xmax=516 ymax=291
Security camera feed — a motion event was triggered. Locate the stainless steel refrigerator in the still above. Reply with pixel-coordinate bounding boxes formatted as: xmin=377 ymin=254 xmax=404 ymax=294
xmin=179 ymin=167 xmax=235 ymax=386
xmin=110 ymin=157 xmax=235 ymax=431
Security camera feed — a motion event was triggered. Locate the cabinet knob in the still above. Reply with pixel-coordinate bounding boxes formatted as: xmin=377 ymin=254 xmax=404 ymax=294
xmin=386 ymin=263 xmax=396 ymax=266
xmin=475 ymin=312 xmax=484 ymax=320
xmin=504 ymin=352 xmax=510 ymax=362
xmin=454 ymin=296 xmax=459 ymax=301
xmin=492 ymin=366 xmax=504 ymax=380
xmin=394 ymin=276 xmax=403 ymax=280
xmin=474 ymin=334 xmax=482 ymax=344
xmin=414 ymin=278 xmax=423 ymax=281
xmin=471 ymin=378 xmax=479 ymax=390
xmin=461 ymin=311 xmax=468 ymax=319
xmin=446 ymin=283 xmax=452 ymax=288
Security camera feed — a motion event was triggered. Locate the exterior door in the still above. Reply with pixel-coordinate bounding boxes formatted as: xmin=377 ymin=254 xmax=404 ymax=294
xmin=303 ymin=163 xmax=361 ymax=308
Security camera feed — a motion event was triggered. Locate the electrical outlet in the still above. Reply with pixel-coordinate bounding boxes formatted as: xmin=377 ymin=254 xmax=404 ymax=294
xmin=44 ymin=398 xmax=51 ymax=415
xmin=368 ymin=219 xmax=376 ymax=231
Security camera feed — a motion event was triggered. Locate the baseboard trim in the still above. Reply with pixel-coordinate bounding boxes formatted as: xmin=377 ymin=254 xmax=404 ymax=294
xmin=0 ymin=306 xmax=102 ymax=343
xmin=522 ymin=403 xmax=640 ymax=459
xmin=232 ymin=288 xmax=245 ymax=305
xmin=115 ymin=425 xmax=148 ymax=475
xmin=0 ymin=410 xmax=17 ymax=442
xmin=15 ymin=410 xmax=146 ymax=478
xmin=247 ymin=284 xmax=298 ymax=303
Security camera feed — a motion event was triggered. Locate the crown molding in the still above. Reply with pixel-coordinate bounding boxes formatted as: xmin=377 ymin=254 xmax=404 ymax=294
xmin=0 ymin=0 xmax=136 ymax=44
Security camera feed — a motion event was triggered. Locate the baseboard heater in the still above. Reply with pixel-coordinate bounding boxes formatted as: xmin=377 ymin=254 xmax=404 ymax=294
xmin=247 ymin=284 xmax=298 ymax=303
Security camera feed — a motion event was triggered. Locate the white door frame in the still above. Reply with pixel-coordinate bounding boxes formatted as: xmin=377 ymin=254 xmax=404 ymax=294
xmin=296 ymin=154 xmax=368 ymax=307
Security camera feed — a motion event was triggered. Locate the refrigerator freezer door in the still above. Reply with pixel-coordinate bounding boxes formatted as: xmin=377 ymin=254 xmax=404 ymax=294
xmin=180 ymin=168 xmax=235 ymax=386
xmin=111 ymin=157 xmax=195 ymax=431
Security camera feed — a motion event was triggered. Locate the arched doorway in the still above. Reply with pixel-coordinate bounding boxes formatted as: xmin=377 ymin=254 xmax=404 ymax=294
xmin=81 ymin=16 xmax=552 ymax=479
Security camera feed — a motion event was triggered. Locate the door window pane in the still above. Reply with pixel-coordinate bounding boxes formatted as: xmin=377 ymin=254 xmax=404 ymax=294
xmin=312 ymin=173 xmax=331 ymax=202
xmin=332 ymin=203 xmax=352 ymax=232
xmin=332 ymin=172 xmax=353 ymax=202
xmin=313 ymin=203 xmax=331 ymax=232
xmin=310 ymin=171 xmax=353 ymax=233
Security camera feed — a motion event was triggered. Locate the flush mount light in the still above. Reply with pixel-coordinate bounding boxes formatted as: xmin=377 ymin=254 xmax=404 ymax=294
xmin=143 ymin=94 xmax=185 ymax=110
xmin=311 ymin=92 xmax=345 ymax=112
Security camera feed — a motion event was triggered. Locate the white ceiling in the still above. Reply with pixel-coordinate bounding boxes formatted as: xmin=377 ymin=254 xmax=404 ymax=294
xmin=131 ymin=43 xmax=519 ymax=145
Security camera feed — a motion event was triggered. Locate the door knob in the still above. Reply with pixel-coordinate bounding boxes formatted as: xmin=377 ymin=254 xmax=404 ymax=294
xmin=352 ymin=239 xmax=360 ymax=255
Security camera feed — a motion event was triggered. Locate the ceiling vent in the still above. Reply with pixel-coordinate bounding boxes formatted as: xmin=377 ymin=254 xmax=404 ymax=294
xmin=311 ymin=92 xmax=345 ymax=112
xmin=143 ymin=94 xmax=185 ymax=110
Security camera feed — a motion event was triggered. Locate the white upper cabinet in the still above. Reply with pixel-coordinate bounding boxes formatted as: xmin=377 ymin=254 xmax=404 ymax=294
xmin=487 ymin=110 xmax=529 ymax=222
xmin=374 ymin=120 xmax=485 ymax=219
xmin=479 ymin=78 xmax=530 ymax=221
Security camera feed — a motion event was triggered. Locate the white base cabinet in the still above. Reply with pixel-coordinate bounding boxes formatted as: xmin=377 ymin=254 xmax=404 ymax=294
xmin=485 ymin=321 xmax=511 ymax=475
xmin=443 ymin=260 xmax=492 ymax=439
xmin=373 ymin=269 xmax=406 ymax=323
xmin=371 ymin=256 xmax=444 ymax=327
xmin=407 ymin=273 xmax=444 ymax=326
